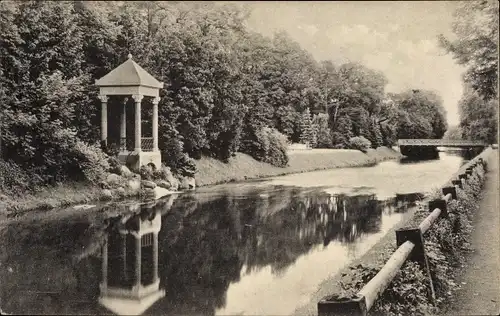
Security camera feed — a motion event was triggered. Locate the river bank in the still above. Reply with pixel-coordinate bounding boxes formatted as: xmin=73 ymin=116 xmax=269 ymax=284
xmin=0 ymin=147 xmax=401 ymax=219
xmin=293 ymin=147 xmax=495 ymax=316
xmin=195 ymin=146 xmax=402 ymax=186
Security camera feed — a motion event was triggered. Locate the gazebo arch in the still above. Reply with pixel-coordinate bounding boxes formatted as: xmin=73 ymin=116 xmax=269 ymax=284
xmin=95 ymin=54 xmax=164 ymax=171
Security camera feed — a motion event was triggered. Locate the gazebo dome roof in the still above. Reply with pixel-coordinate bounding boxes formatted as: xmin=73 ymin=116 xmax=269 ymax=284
xmin=95 ymin=55 xmax=164 ymax=89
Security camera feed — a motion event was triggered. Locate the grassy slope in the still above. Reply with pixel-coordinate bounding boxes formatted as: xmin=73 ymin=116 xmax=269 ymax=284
xmin=195 ymin=147 xmax=402 ymax=187
xmin=0 ymin=182 xmax=114 ymax=219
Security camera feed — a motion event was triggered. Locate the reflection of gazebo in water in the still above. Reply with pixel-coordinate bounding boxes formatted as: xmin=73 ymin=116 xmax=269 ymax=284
xmin=99 ymin=207 xmax=165 ymax=315
xmin=95 ymin=54 xmax=164 ymax=171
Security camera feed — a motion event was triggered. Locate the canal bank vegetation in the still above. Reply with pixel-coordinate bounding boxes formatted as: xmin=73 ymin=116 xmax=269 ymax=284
xmin=0 ymin=1 xmax=447 ymax=213
xmin=318 ymin=148 xmax=492 ymax=316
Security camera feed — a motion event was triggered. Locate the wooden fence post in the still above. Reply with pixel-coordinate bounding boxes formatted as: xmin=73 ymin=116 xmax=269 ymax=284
xmin=442 ymin=186 xmax=457 ymax=200
xmin=395 ymin=228 xmax=436 ymax=304
xmin=318 ymin=294 xmax=367 ymax=316
xmin=429 ymin=199 xmax=447 ymax=218
xmin=452 ymin=179 xmax=463 ymax=189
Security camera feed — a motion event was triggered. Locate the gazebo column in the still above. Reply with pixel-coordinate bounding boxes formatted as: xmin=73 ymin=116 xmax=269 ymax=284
xmin=152 ymin=97 xmax=160 ymax=152
xmin=98 ymin=95 xmax=108 ymax=147
xmin=101 ymin=234 xmax=109 ymax=292
xmin=132 ymin=94 xmax=144 ymax=152
xmin=121 ymin=233 xmax=127 ymax=278
xmin=120 ymin=98 xmax=128 ymax=152
xmin=132 ymin=232 xmax=142 ymax=292
xmin=153 ymin=231 xmax=159 ymax=282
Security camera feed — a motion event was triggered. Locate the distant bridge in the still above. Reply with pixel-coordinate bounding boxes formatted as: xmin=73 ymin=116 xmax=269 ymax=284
xmin=397 ymin=139 xmax=487 ymax=158
xmin=398 ymin=139 xmax=487 ymax=147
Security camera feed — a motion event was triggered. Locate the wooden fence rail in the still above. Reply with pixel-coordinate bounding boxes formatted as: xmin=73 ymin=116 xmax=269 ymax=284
xmin=318 ymin=149 xmax=490 ymax=316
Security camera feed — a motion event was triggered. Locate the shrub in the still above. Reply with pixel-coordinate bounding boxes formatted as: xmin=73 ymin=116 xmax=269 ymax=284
xmin=0 ymin=159 xmax=37 ymax=195
xmin=72 ymin=140 xmax=110 ymax=184
xmin=108 ymin=156 xmax=122 ymax=175
xmin=265 ymin=127 xmax=289 ymax=167
xmin=348 ymin=136 xmax=372 ymax=153
xmin=241 ymin=126 xmax=289 ymax=167
xmin=373 ymin=262 xmax=434 ymax=315
xmin=160 ymin=137 xmax=196 ymax=177
xmin=139 ymin=165 xmax=154 ymax=181
xmin=152 ymin=165 xmax=173 ymax=182
xmin=338 ymin=262 xmax=434 ymax=316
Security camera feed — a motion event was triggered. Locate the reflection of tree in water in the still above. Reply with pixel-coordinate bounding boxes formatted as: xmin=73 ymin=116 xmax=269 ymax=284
xmin=247 ymin=191 xmax=383 ymax=276
xmin=152 ymin=188 xmax=386 ymax=315
xmin=0 ymin=219 xmax=106 ymax=315
xmin=154 ymin=195 xmax=245 ymax=316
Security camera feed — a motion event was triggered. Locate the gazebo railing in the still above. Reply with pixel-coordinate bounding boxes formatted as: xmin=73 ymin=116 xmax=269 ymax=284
xmin=114 ymin=137 xmax=154 ymax=152
xmin=119 ymin=137 xmax=127 ymax=152
xmin=141 ymin=137 xmax=154 ymax=152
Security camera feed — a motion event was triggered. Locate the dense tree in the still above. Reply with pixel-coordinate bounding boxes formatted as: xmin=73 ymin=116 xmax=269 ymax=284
xmin=312 ymin=113 xmax=332 ymax=148
xmin=320 ymin=61 xmax=390 ymax=148
xmin=299 ymin=108 xmax=313 ymax=146
xmin=439 ymin=0 xmax=499 ymax=100
xmin=392 ymin=89 xmax=448 ymax=140
xmin=458 ymin=85 xmax=498 ymax=144
xmin=0 ymin=1 xmax=97 ymax=183
xmin=443 ymin=126 xmax=462 ymax=140
xmin=439 ymin=0 xmax=498 ymax=144
xmin=0 ymin=0 xmax=454 ymax=191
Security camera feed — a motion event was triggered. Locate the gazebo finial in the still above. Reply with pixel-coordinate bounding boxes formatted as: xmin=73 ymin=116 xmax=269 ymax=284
xmin=127 ymin=53 xmax=132 ymax=60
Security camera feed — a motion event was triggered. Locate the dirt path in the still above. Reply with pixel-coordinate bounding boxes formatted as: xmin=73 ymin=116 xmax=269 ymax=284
xmin=444 ymin=149 xmax=500 ymax=316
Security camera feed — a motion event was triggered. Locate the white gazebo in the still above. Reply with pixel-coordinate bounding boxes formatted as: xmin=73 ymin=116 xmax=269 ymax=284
xmin=98 ymin=207 xmax=164 ymax=315
xmin=95 ymin=54 xmax=164 ymax=171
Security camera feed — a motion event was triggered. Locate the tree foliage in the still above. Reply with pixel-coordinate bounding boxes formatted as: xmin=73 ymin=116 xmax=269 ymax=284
xmin=439 ymin=0 xmax=498 ymax=144
xmin=458 ymin=86 xmax=498 ymax=144
xmin=439 ymin=0 xmax=499 ymax=100
xmin=299 ymin=108 xmax=313 ymax=146
xmin=0 ymin=1 xmax=455 ymax=189
xmin=391 ymin=90 xmax=448 ymax=140
xmin=442 ymin=126 xmax=462 ymax=140
xmin=312 ymin=113 xmax=332 ymax=148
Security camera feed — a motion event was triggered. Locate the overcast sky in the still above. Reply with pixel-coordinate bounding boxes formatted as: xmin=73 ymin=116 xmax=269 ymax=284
xmin=243 ymin=1 xmax=465 ymax=125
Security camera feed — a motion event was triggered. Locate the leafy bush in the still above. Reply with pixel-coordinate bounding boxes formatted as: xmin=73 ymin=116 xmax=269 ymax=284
xmin=152 ymin=165 xmax=174 ymax=182
xmin=108 ymin=156 xmax=122 ymax=175
xmin=265 ymin=127 xmax=289 ymax=167
xmin=348 ymin=136 xmax=372 ymax=153
xmin=338 ymin=262 xmax=434 ymax=316
xmin=1 ymin=137 xmax=109 ymax=194
xmin=139 ymin=165 xmax=154 ymax=181
xmin=374 ymin=262 xmax=434 ymax=316
xmin=160 ymin=137 xmax=197 ymax=177
xmin=380 ymin=123 xmax=397 ymax=147
xmin=241 ymin=126 xmax=289 ymax=167
xmin=71 ymin=140 xmax=110 ymax=184
xmin=0 ymin=159 xmax=38 ymax=195
xmin=367 ymin=121 xmax=383 ymax=148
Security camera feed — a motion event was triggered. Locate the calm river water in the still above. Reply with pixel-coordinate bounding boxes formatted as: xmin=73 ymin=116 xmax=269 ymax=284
xmin=0 ymin=151 xmax=469 ymax=315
